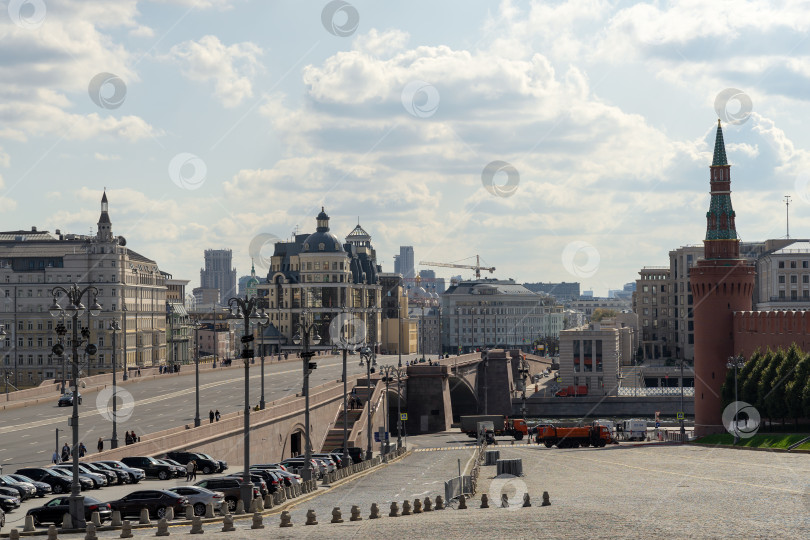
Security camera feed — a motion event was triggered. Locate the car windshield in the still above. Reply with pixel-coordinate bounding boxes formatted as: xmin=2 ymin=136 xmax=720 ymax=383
xmin=103 ymin=462 xmax=125 ymax=469
xmin=10 ymin=475 xmax=35 ymax=483
xmin=0 ymin=475 xmax=19 ymax=483
xmin=49 ymin=469 xmax=70 ymax=477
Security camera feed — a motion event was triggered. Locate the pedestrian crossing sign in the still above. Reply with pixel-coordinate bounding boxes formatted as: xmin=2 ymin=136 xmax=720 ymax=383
xmin=400 ymin=413 xmax=408 ymax=421
xmin=676 ymin=412 xmax=684 ymax=420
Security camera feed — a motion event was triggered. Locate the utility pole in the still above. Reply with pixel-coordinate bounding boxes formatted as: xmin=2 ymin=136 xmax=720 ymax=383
xmin=785 ymin=195 xmax=791 ymax=239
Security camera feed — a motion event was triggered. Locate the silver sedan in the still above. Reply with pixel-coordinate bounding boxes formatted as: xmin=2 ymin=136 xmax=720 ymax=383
xmin=167 ymin=486 xmax=224 ymax=516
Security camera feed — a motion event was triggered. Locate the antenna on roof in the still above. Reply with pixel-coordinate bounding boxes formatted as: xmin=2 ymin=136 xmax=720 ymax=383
xmin=785 ymin=195 xmax=791 ymax=239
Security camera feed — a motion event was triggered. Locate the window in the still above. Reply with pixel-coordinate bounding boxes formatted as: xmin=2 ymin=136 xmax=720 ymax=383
xmin=804 ymin=275 xmax=809 ymax=284
xmin=791 ymin=261 xmax=797 ymax=269
xmin=779 ymin=275 xmax=786 ymax=284
xmin=779 ymin=261 xmax=785 ymax=268
xmin=791 ymin=275 xmax=798 ymax=284
xmin=804 ymin=261 xmax=809 ymax=269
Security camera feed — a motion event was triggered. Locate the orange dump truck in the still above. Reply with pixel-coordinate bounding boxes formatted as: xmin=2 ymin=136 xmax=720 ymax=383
xmin=535 ymin=424 xmax=614 ymax=448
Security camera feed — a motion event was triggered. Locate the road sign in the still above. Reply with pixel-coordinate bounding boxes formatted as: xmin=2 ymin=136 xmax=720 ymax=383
xmin=374 ymin=430 xmax=389 ymax=442
xmin=556 ymin=377 xmax=562 ymax=383
xmin=676 ymin=412 xmax=684 ymax=420
xmin=400 ymin=413 xmax=408 ymax=421
xmin=655 ymin=421 xmax=660 ymax=428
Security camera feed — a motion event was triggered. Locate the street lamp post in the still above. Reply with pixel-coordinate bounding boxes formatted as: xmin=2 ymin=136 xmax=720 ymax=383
xmin=257 ymin=318 xmax=269 ymax=410
xmin=679 ymin=359 xmax=686 ymax=439
xmin=192 ymin=321 xmax=202 ymax=427
xmin=394 ymin=366 xmax=404 ymax=449
xmin=108 ymin=320 xmax=121 ymax=449
xmin=293 ymin=310 xmax=321 ymax=482
xmin=726 ymin=355 xmax=746 ymax=444
xmin=518 ymin=357 xmax=529 ymax=418
xmin=226 ymin=294 xmax=269 ymax=506
xmin=0 ymin=326 xmax=6 ymax=393
xmin=359 ymin=347 xmax=376 ymax=460
xmin=337 ymin=307 xmax=352 ymax=465
xmin=49 ymin=285 xmax=102 ymax=530
xmin=380 ymin=365 xmax=398 ymax=457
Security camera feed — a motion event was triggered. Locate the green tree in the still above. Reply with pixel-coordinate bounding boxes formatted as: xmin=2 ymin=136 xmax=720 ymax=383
xmin=740 ymin=350 xmax=771 ymax=406
xmin=785 ymin=351 xmax=810 ymax=428
xmin=802 ymin=375 xmax=810 ymax=420
xmin=756 ymin=349 xmax=783 ymax=421
xmin=591 ymin=308 xmax=618 ymax=322
xmin=764 ymin=344 xmax=801 ymax=426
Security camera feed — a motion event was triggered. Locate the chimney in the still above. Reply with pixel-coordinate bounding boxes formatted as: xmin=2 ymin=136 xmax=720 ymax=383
xmin=31 ymin=226 xmax=37 ymax=232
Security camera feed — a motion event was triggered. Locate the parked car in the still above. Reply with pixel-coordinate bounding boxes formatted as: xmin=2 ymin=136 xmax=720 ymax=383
xmin=0 ymin=486 xmax=24 ymax=500
xmin=86 ymin=463 xmax=129 ymax=485
xmin=120 ymin=457 xmax=174 ymax=480
xmin=280 ymin=458 xmax=323 ymax=478
xmin=154 ymin=459 xmax=184 ymax=479
xmin=107 ymin=490 xmax=188 ymax=520
xmin=246 ymin=469 xmax=283 ymax=492
xmin=166 ymin=486 xmax=224 ymax=516
xmin=94 ymin=461 xmax=144 ymax=484
xmin=0 ymin=493 xmax=20 ymax=513
xmin=7 ymin=474 xmax=52 ymax=497
xmin=47 ymin=468 xmax=93 ymax=491
xmin=52 ymin=464 xmax=107 ymax=489
xmin=225 ymin=473 xmax=268 ymax=497
xmin=311 ymin=454 xmax=338 ymax=473
xmin=81 ymin=463 xmax=119 ymax=485
xmin=252 ymin=463 xmax=287 ymax=472
xmin=57 ymin=392 xmax=82 ymax=407
xmin=0 ymin=476 xmax=36 ymax=500
xmin=26 ymin=496 xmax=111 ymax=527
xmin=193 ymin=478 xmax=258 ymax=513
xmin=164 ymin=452 xmax=224 ymax=475
xmin=14 ymin=468 xmax=73 ymax=495
xmin=328 ymin=446 xmax=365 ymax=464
xmin=272 ymin=469 xmax=302 ymax=487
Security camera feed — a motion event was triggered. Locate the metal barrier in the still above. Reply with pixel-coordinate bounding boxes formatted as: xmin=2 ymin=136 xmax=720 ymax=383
xmin=618 ymin=387 xmax=695 ymax=397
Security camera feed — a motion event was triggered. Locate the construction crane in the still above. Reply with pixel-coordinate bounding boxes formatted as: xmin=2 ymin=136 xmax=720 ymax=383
xmin=419 ymin=255 xmax=495 ymax=279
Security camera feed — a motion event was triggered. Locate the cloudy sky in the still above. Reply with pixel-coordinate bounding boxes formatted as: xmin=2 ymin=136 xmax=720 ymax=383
xmin=2 ymin=0 xmax=810 ymax=296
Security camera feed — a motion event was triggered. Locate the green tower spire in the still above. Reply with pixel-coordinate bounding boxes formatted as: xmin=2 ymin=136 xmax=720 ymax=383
xmin=712 ymin=119 xmax=728 ymax=167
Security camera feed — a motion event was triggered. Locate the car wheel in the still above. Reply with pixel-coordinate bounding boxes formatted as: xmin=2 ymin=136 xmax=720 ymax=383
xmin=158 ymin=471 xmax=169 ymax=481
xmin=53 ymin=484 xmax=64 ymax=494
xmin=202 ymin=466 xmax=212 ymax=475
xmin=225 ymin=497 xmax=237 ymax=512
xmin=193 ymin=502 xmax=205 ymax=516
xmin=156 ymin=506 xmax=167 ymax=519
xmin=31 ymin=515 xmax=41 ymax=527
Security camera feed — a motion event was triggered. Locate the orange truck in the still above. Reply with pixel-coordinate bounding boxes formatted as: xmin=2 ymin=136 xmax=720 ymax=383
xmin=535 ymin=424 xmax=614 ymax=448
xmin=555 ymin=385 xmax=588 ymax=397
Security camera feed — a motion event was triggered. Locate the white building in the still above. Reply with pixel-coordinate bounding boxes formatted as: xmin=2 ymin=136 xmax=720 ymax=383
xmin=558 ymin=319 xmax=635 ymax=396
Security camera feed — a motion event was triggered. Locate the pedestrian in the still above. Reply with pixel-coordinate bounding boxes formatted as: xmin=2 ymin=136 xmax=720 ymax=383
xmin=97 ymin=437 xmax=104 ymax=453
xmin=51 ymin=450 xmax=59 ymax=464
xmin=125 ymin=432 xmax=132 ymax=445
xmin=130 ymin=430 xmax=138 ymax=443
xmin=191 ymin=460 xmax=198 ymax=481
xmin=209 ymin=409 xmax=215 ymax=423
xmin=215 ymin=409 xmax=220 ymax=422
xmin=78 ymin=442 xmax=86 ymax=458
xmin=61 ymin=443 xmax=70 ymax=462
xmin=185 ymin=461 xmax=194 ymax=482
xmin=137 ymin=367 xmax=141 ymax=377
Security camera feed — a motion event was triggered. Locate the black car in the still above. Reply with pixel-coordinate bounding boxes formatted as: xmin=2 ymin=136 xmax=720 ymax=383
xmin=47 ymin=467 xmax=95 ymax=490
xmin=154 ymin=459 xmax=184 ymax=478
xmin=14 ymin=468 xmax=72 ymax=495
xmin=224 ymin=473 xmax=268 ymax=497
xmin=328 ymin=446 xmax=365 ymax=464
xmin=6 ymin=475 xmax=51 ymax=498
xmin=247 ymin=468 xmax=285 ymax=491
xmin=120 ymin=457 xmax=174 ymax=480
xmin=94 ymin=461 xmax=145 ymax=484
xmin=88 ymin=463 xmax=130 ymax=485
xmin=83 ymin=463 xmax=123 ymax=485
xmin=57 ymin=392 xmax=82 ymax=406
xmin=0 ymin=493 xmax=20 ymax=513
xmin=107 ymin=490 xmax=188 ymax=520
xmin=164 ymin=452 xmax=223 ymax=475
xmin=0 ymin=476 xmax=35 ymax=501
xmin=194 ymin=478 xmax=258 ymax=513
xmin=26 ymin=496 xmax=111 ymax=527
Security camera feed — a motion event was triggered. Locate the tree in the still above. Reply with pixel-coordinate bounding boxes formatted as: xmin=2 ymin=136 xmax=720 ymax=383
xmin=740 ymin=350 xmax=770 ymax=406
xmin=591 ymin=308 xmax=617 ymax=322
xmin=764 ymin=344 xmax=800 ymax=426
xmin=785 ymin=351 xmax=810 ymax=428
xmin=756 ymin=349 xmax=783 ymax=420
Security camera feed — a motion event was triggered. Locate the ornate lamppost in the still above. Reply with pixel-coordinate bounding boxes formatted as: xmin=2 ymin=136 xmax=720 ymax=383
xmin=726 ymin=355 xmax=746 ymax=444
xmin=192 ymin=321 xmax=202 ymax=427
xmin=293 ymin=309 xmax=321 ymax=481
xmin=359 ymin=346 xmax=376 ymax=460
xmin=257 ymin=317 xmax=269 ymax=410
xmin=226 ymin=294 xmax=269 ymax=506
xmin=108 ymin=320 xmax=121 ymax=449
xmin=49 ymin=285 xmax=102 ymax=529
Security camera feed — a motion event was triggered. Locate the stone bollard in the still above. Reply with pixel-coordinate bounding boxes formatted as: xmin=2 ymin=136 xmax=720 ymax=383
xmin=331 ymin=507 xmax=343 ymax=523
xmin=251 ymin=512 xmax=264 ymax=530
xmin=9 ymin=530 xmax=20 ymax=540
xmin=286 ymin=486 xmax=293 ymax=499
xmin=235 ymin=499 xmax=245 ymax=515
xmin=24 ymin=515 xmax=36 ymax=532
xmin=501 ymin=493 xmax=509 ymax=508
xmin=457 ymin=496 xmax=467 ymax=510
xmin=305 ymin=509 xmax=318 ymax=525
xmin=542 ymin=491 xmax=551 ymax=506
xmin=389 ymin=501 xmax=399 ymax=517
xmin=435 ymin=496 xmax=444 ymax=510
xmin=279 ymin=511 xmax=292 ymax=528
xmin=205 ymin=503 xmax=215 ymax=518
xmin=111 ymin=510 xmax=123 ymax=527
xmin=402 ymin=500 xmax=412 ymax=515
xmin=221 ymin=514 xmax=235 ymax=532
xmin=91 ymin=511 xmax=102 ymax=527
xmin=480 ymin=493 xmax=489 ymax=509
xmin=190 ymin=516 xmax=204 ymax=535
xmin=264 ymin=494 xmax=274 ymax=510
xmin=321 ymin=473 xmax=330 ymax=487
xmin=120 ymin=520 xmax=133 ymax=539
xmin=369 ymin=503 xmax=380 ymax=519
xmin=350 ymin=505 xmax=362 ymax=521
xmin=185 ymin=505 xmax=194 ymax=520
xmin=47 ymin=525 xmax=58 ymax=540
xmin=155 ymin=518 xmax=170 ymax=536
xmin=61 ymin=513 xmax=73 ymax=531
xmin=85 ymin=523 xmax=99 ymax=540
xmin=523 ymin=493 xmax=531 ymax=507
xmin=413 ymin=498 xmax=422 ymax=514
xmin=424 ymin=497 xmax=433 ymax=512
xmin=165 ymin=507 xmax=174 ymax=521
xmin=139 ymin=508 xmax=151 ymax=525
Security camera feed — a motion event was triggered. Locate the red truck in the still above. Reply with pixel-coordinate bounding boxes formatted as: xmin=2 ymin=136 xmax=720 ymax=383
xmin=535 ymin=424 xmax=614 ymax=448
xmin=555 ymin=385 xmax=588 ymax=397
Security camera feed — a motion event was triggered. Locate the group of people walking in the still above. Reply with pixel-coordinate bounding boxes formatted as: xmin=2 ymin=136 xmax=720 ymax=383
xmin=208 ymin=409 xmax=221 ymax=423
xmin=54 ymin=442 xmax=87 ymax=462
xmin=185 ymin=460 xmax=198 ymax=481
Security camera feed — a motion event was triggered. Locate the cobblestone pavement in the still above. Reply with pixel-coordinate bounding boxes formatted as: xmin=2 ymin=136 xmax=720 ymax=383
xmin=15 ymin=437 xmax=810 ymax=538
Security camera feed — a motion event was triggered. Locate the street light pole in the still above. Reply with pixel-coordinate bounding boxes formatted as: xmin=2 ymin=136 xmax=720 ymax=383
xmin=395 ymin=367 xmax=404 ymax=449
xmin=726 ymin=355 xmax=745 ymax=445
xmin=258 ymin=318 xmax=268 ymax=410
xmin=293 ymin=309 xmax=321 ymax=482
xmin=193 ymin=321 xmax=201 ymax=428
xmin=108 ymin=320 xmax=121 ymax=449
xmin=339 ymin=307 xmax=350 ymax=465
xmin=679 ymin=359 xmax=686 ymax=439
xmin=359 ymin=347 xmax=376 ymax=460
xmin=227 ymin=294 xmax=269 ymax=506
xmin=50 ymin=284 xmax=102 ymax=530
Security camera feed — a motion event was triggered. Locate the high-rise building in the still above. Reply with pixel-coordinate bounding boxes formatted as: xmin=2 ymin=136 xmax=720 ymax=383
xmin=399 ymin=246 xmax=415 ymax=279
xmin=523 ymin=282 xmax=580 ymax=301
xmin=200 ymin=249 xmax=236 ymax=306
xmin=418 ymin=269 xmax=446 ymax=294
xmin=691 ymin=121 xmax=756 ymax=436
xmin=632 ymin=268 xmax=671 ymax=361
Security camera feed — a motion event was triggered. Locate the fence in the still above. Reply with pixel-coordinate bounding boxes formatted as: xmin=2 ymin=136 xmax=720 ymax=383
xmin=444 ymin=439 xmax=486 ymax=501
xmin=617 ymin=387 xmax=695 ymax=397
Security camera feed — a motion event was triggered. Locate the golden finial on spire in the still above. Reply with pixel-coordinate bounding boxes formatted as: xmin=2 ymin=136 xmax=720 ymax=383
xmin=718 ymin=118 xmax=721 ymax=127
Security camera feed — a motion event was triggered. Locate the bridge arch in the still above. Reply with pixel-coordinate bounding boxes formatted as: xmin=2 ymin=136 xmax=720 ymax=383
xmin=448 ymin=375 xmax=478 ymax=421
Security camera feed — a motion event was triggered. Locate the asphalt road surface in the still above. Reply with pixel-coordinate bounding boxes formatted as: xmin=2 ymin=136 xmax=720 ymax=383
xmin=0 ymin=353 xmax=420 ymax=472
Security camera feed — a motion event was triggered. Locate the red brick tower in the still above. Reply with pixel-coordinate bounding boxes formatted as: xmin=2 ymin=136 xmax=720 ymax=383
xmin=690 ymin=120 xmax=756 ymax=436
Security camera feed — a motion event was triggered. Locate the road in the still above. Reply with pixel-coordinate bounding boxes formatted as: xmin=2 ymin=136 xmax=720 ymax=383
xmin=0 ymin=353 xmax=420 ymax=472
